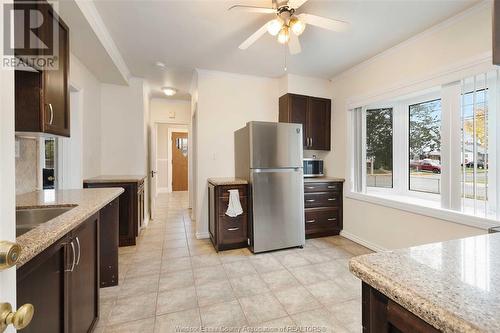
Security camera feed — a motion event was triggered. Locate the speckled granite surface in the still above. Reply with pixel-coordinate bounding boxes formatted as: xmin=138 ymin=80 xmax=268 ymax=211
xmin=207 ymin=177 xmax=248 ymax=186
xmin=304 ymin=177 xmax=345 ymax=183
xmin=83 ymin=175 xmax=146 ymax=183
xmin=16 ymin=188 xmax=124 ymax=267
xmin=349 ymin=234 xmax=500 ymax=332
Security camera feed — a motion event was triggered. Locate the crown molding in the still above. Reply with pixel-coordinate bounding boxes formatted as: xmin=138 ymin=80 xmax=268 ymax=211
xmin=75 ymin=0 xmax=131 ymax=85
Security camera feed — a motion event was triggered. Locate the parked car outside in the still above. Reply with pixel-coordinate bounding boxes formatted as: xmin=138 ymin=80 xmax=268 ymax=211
xmin=464 ymin=160 xmax=486 ymax=169
xmin=418 ymin=159 xmax=441 ymax=173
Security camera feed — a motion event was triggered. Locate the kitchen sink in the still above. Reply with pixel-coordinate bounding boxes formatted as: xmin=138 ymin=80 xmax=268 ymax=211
xmin=16 ymin=207 xmax=74 ymax=237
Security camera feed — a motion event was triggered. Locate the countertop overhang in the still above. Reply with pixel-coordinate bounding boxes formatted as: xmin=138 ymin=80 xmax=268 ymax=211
xmin=16 ymin=188 xmax=124 ymax=268
xmin=83 ymin=175 xmax=146 ymax=184
xmin=207 ymin=177 xmax=248 ymax=186
xmin=304 ymin=177 xmax=345 ymax=183
xmin=349 ymin=233 xmax=500 ymax=332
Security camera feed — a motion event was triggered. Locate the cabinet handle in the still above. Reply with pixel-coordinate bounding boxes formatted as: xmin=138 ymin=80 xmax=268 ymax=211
xmin=310 ymin=137 xmax=313 ymax=147
xmin=65 ymin=241 xmax=76 ymax=272
xmin=305 ymin=186 xmax=316 ymax=189
xmin=227 ymin=227 xmax=239 ymax=231
xmin=328 ymin=198 xmax=337 ymax=201
xmin=306 ymin=199 xmax=315 ymax=202
xmin=75 ymin=237 xmax=81 ymax=266
xmin=48 ymin=103 xmax=54 ymax=125
xmin=328 ymin=186 xmax=337 ymax=189
xmin=306 ymin=219 xmax=316 ymax=223
xmin=328 ymin=217 xmax=337 ymax=221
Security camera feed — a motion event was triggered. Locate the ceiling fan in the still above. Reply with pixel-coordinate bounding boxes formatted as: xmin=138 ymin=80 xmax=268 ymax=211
xmin=229 ymin=0 xmax=349 ymax=54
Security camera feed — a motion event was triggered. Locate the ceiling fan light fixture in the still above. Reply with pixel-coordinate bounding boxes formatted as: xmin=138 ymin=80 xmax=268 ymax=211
xmin=277 ymin=26 xmax=290 ymax=44
xmin=267 ymin=17 xmax=284 ymax=36
xmin=289 ymin=17 xmax=306 ymax=35
xmin=161 ymin=87 xmax=177 ymax=96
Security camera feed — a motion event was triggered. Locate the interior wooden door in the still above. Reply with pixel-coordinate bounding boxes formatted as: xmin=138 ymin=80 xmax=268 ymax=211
xmin=172 ymin=132 xmax=188 ymax=191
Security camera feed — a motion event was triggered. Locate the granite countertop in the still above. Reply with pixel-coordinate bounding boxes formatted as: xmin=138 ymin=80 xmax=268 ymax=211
xmin=83 ymin=175 xmax=146 ymax=183
xmin=304 ymin=177 xmax=345 ymax=183
xmin=16 ymin=188 xmax=124 ymax=267
xmin=349 ymin=233 xmax=500 ymax=332
xmin=207 ymin=177 xmax=248 ymax=186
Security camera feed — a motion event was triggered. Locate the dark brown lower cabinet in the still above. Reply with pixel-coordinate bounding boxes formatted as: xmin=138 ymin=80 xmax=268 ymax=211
xmin=304 ymin=181 xmax=343 ymax=238
xmin=84 ymin=179 xmax=144 ymax=246
xmin=208 ymin=183 xmax=249 ymax=251
xmin=362 ymin=282 xmax=441 ymax=333
xmin=99 ymin=198 xmax=119 ymax=287
xmin=70 ymin=214 xmax=99 ymax=333
xmin=17 ymin=235 xmax=68 ymax=333
xmin=17 ymin=213 xmax=100 ymax=333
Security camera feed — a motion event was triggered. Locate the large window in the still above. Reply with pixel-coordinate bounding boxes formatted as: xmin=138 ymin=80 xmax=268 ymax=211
xmin=409 ymin=99 xmax=442 ymax=194
xmin=366 ymin=108 xmax=393 ymax=188
xmin=350 ymin=69 xmax=500 ymax=223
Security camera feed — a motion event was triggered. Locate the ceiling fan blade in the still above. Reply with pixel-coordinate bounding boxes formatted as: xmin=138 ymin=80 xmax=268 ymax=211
xmin=287 ymin=0 xmax=309 ymax=9
xmin=288 ymin=33 xmax=302 ymax=54
xmin=239 ymin=22 xmax=269 ymax=50
xmin=298 ymin=13 xmax=349 ymax=32
xmin=228 ymin=5 xmax=275 ymax=14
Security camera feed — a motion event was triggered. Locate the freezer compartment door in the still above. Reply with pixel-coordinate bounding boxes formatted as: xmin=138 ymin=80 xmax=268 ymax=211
xmin=249 ymin=122 xmax=303 ymax=169
xmin=251 ymin=168 xmax=305 ymax=253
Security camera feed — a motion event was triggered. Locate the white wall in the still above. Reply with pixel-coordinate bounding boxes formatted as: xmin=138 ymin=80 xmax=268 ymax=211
xmin=328 ymin=3 xmax=491 ymax=250
xmin=100 ymin=78 xmax=147 ymax=175
xmin=70 ymin=54 xmax=102 ymax=179
xmin=150 ymin=98 xmax=191 ymax=124
xmin=194 ymin=70 xmax=279 ymax=237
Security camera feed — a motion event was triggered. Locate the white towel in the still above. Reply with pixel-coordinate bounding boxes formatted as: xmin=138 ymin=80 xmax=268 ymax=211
xmin=225 ymin=189 xmax=243 ymax=217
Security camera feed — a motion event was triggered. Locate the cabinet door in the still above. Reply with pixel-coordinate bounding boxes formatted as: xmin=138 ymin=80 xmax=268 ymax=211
xmin=100 ymin=199 xmax=119 ymax=287
xmin=17 ymin=236 xmax=69 ymax=333
xmin=279 ymin=94 xmax=308 ymax=147
xmin=307 ymin=97 xmax=331 ymax=150
xmin=70 ymin=214 xmax=99 ymax=333
xmin=42 ymin=5 xmax=70 ymax=136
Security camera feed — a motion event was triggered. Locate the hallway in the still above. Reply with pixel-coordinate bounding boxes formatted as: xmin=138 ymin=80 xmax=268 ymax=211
xmin=97 ymin=192 xmax=370 ymax=332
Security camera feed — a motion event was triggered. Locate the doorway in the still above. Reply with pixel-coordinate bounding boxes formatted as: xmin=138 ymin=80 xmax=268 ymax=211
xmin=172 ymin=132 xmax=188 ymax=191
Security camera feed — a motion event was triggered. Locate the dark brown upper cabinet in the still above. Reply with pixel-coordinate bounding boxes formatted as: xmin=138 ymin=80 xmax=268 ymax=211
xmin=279 ymin=93 xmax=331 ymax=151
xmin=14 ymin=0 xmax=70 ymax=137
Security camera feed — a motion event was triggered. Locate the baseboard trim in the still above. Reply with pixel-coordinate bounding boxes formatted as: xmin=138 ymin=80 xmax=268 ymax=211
xmin=340 ymin=230 xmax=388 ymax=253
xmin=196 ymin=232 xmax=210 ymax=239
xmin=142 ymin=216 xmax=150 ymax=228
xmin=157 ymin=188 xmax=169 ymax=194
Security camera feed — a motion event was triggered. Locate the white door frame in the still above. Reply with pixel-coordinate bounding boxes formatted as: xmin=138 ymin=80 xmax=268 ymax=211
xmin=149 ymin=123 xmax=158 ymax=220
xmin=168 ymin=127 xmax=189 ymax=192
xmin=0 ymin=0 xmax=18 ymax=323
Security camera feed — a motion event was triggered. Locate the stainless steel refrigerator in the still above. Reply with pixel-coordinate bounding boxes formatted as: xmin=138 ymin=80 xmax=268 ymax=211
xmin=235 ymin=121 xmax=305 ymax=253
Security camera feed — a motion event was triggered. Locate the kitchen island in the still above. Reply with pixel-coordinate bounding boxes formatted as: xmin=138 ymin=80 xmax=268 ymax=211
xmin=349 ymin=233 xmax=500 ymax=332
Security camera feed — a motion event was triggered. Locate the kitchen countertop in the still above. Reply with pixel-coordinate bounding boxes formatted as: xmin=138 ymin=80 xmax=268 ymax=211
xmin=304 ymin=177 xmax=345 ymax=183
xmin=83 ymin=175 xmax=146 ymax=183
xmin=16 ymin=188 xmax=124 ymax=268
xmin=207 ymin=177 xmax=248 ymax=186
xmin=349 ymin=233 xmax=500 ymax=332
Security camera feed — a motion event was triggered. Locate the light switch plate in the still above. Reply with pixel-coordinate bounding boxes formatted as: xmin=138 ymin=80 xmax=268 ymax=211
xmin=168 ymin=111 xmax=176 ymax=119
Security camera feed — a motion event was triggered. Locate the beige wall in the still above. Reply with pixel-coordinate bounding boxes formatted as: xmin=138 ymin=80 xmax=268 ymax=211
xmin=327 ymin=3 xmax=491 ymax=250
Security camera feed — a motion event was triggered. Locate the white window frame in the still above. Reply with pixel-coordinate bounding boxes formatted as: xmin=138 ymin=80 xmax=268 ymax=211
xmin=346 ymin=69 xmax=500 ymax=230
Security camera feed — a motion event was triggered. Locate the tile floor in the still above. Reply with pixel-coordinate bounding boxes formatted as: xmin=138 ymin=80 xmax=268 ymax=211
xmin=96 ymin=192 xmax=372 ymax=333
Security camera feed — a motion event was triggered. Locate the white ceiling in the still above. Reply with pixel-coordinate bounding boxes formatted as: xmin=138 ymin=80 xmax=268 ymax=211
xmin=93 ymin=0 xmax=479 ymax=99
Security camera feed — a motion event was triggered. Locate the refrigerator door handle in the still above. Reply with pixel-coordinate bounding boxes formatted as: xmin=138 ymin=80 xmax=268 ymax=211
xmin=253 ymin=168 xmax=302 ymax=173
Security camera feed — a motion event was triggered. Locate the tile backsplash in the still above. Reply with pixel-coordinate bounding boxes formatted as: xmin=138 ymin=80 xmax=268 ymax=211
xmin=15 ymin=137 xmax=39 ymax=195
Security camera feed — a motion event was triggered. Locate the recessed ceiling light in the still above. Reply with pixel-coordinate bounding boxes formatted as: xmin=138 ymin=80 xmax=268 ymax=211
xmin=161 ymin=87 xmax=177 ymax=96
xmin=155 ymin=61 xmax=166 ymax=69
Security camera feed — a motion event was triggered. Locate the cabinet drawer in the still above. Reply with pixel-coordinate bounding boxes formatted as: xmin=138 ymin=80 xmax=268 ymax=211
xmin=218 ymin=196 xmax=248 ymax=216
xmin=305 ymin=208 xmax=340 ymax=232
xmin=304 ymin=192 xmax=341 ymax=208
xmin=304 ymin=182 xmax=341 ymax=193
xmin=217 ymin=185 xmax=247 ymax=198
xmin=219 ymin=215 xmax=247 ymax=245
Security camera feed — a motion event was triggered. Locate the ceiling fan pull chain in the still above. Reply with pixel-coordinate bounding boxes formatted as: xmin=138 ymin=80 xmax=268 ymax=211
xmin=284 ymin=44 xmax=288 ymax=72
